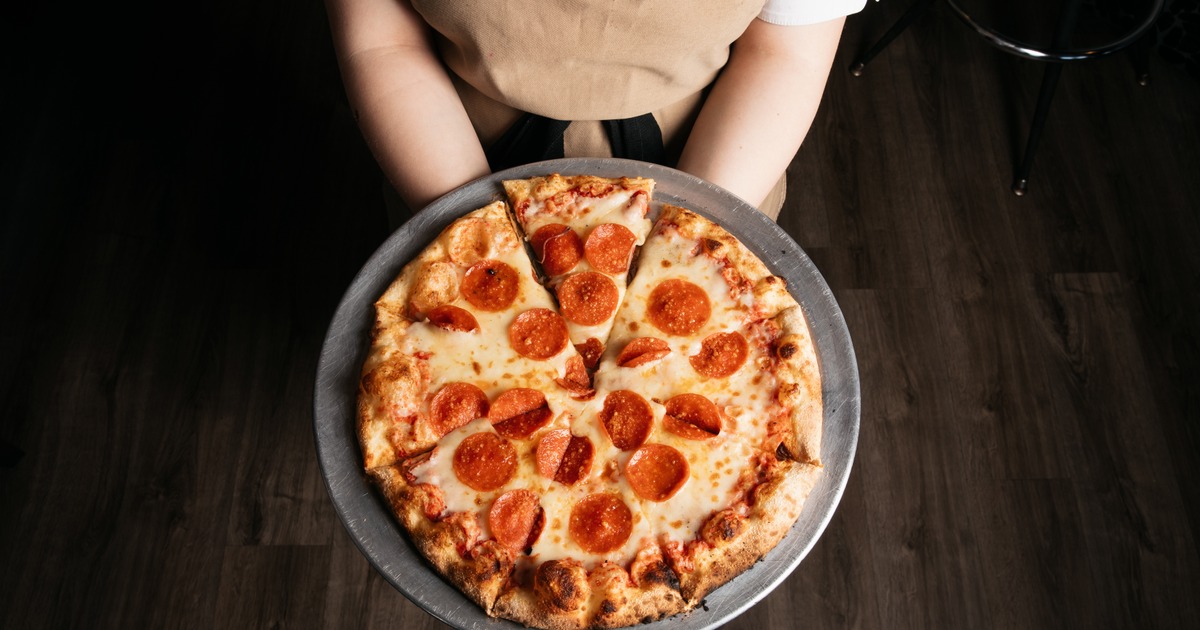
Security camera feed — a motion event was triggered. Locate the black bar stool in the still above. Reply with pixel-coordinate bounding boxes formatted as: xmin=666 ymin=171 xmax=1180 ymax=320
xmin=850 ymin=0 xmax=1165 ymax=195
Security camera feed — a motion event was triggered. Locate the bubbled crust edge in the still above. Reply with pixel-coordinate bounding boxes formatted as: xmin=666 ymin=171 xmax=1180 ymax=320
xmin=368 ymin=465 xmax=514 ymax=613
xmin=491 ymin=548 xmax=689 ymax=630
xmin=773 ymin=305 xmax=824 ymax=464
xmin=357 ymin=345 xmax=421 ymax=470
xmin=673 ymin=460 xmax=823 ymax=605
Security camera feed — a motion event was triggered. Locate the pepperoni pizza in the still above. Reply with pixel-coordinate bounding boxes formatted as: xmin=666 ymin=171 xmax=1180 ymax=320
xmin=358 ymin=179 xmax=823 ymax=629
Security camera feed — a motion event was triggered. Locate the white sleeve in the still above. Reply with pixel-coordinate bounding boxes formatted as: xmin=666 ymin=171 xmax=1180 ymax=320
xmin=758 ymin=0 xmax=870 ymax=26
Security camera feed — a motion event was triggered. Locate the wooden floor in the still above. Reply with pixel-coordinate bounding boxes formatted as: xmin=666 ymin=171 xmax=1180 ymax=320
xmin=3 ymin=2 xmax=1198 ymax=628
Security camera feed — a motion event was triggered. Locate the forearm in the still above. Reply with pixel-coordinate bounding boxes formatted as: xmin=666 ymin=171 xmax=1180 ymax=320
xmin=676 ymin=17 xmax=845 ymax=209
xmin=327 ymin=0 xmax=489 ymax=211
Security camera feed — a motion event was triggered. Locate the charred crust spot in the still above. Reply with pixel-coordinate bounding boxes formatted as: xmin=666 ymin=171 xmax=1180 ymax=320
xmin=776 ymin=341 xmax=798 ymax=360
xmin=535 ymin=560 xmax=585 ymax=612
xmin=703 ymin=238 xmax=724 ymax=256
xmin=638 ymin=560 xmax=682 ymax=591
xmin=702 ymin=510 xmax=745 ymax=546
xmin=469 ymin=541 xmax=511 ymax=579
xmin=600 ymin=599 xmax=619 ymax=615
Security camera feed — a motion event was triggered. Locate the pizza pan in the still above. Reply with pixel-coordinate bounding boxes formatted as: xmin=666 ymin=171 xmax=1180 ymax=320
xmin=314 ymin=158 xmax=860 ymax=629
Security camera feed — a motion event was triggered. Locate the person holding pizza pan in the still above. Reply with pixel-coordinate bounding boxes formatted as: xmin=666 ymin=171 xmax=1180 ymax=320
xmin=324 ymin=0 xmax=867 ymax=220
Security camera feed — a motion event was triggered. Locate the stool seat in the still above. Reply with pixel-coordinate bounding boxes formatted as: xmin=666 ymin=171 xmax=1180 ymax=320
xmin=850 ymin=0 xmax=1165 ymax=195
xmin=947 ymin=0 xmax=1164 ymax=62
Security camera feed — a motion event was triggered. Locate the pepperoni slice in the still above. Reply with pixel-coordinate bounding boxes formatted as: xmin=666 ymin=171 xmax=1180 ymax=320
xmin=569 ymin=493 xmax=633 ymax=554
xmin=554 ymin=355 xmax=594 ymax=399
xmin=557 ymin=272 xmax=619 ymax=326
xmin=663 ymin=393 xmax=722 ymax=440
xmin=535 ymin=429 xmax=571 ymax=479
xmin=584 ymin=223 xmax=637 ymax=274
xmin=555 ymin=435 xmax=594 ymax=485
xmin=575 ymin=338 xmax=604 ymax=370
xmin=461 ymin=260 xmax=520 ymax=311
xmin=626 ymin=444 xmax=690 ymax=502
xmin=689 ymin=331 xmax=748 ymax=378
xmin=429 ymin=382 xmax=489 ymax=435
xmin=509 ymin=308 xmax=569 ymax=360
xmin=535 ymin=430 xmax=594 ymax=485
xmin=647 ymin=279 xmax=711 ymax=336
xmin=615 ymin=337 xmax=671 ymax=368
xmin=530 ymin=224 xmax=583 ymax=276
xmin=598 ymin=390 xmax=653 ymax=451
xmin=426 ymin=304 xmax=479 ymax=333
xmin=488 ymin=388 xmax=553 ymax=439
xmin=452 ymin=432 xmax=517 ymax=492
xmin=489 ymin=489 xmax=544 ymax=552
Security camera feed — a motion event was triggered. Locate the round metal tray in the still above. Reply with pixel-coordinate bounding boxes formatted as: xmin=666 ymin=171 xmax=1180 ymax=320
xmin=314 ymin=158 xmax=860 ymax=629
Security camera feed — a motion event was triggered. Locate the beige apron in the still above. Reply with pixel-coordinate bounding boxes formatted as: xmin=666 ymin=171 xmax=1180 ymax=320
xmin=408 ymin=0 xmax=786 ymax=218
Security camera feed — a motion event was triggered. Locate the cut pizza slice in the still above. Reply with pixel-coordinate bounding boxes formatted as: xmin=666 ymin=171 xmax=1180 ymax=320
xmin=503 ymin=174 xmax=655 ymax=370
xmin=358 ymin=201 xmax=593 ymax=470
xmin=587 ymin=204 xmax=825 ymax=604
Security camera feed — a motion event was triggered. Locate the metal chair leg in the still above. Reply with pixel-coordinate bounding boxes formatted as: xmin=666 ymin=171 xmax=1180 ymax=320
xmin=1011 ymin=0 xmax=1081 ymax=195
xmin=850 ymin=0 xmax=937 ymax=76
xmin=1012 ymin=62 xmax=1064 ymax=196
xmin=1130 ymin=31 xmax=1154 ymax=86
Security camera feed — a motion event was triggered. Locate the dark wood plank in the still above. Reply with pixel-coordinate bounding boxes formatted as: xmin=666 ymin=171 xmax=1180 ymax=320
xmin=3 ymin=0 xmax=1199 ymax=628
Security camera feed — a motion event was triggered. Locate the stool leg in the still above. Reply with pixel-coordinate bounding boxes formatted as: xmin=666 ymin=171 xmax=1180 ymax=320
xmin=850 ymin=0 xmax=937 ymax=76
xmin=1012 ymin=62 xmax=1064 ymax=196
xmin=1131 ymin=31 xmax=1154 ymax=86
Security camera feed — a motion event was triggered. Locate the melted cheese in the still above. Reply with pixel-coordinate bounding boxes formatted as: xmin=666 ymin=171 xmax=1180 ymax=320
xmin=414 ymin=417 xmax=655 ymax=570
xmin=400 ymin=243 xmax=578 ymax=413
xmin=522 ymin=189 xmax=652 ymax=242
xmin=596 ymin=230 xmax=780 ymax=448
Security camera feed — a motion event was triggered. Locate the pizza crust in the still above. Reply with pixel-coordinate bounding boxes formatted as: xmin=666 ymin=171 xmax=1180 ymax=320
xmin=772 ymin=305 xmax=823 ymax=464
xmin=492 ymin=548 xmax=688 ymax=630
xmin=369 ymin=464 xmax=514 ymax=611
xmin=503 ymin=174 xmax=654 ymax=224
xmin=669 ymin=460 xmax=823 ymax=605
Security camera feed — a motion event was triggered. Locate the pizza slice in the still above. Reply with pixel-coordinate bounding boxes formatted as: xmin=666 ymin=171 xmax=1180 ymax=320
xmin=587 ymin=204 xmax=825 ymax=604
xmin=358 ymin=201 xmax=593 ymax=470
xmin=502 ymin=174 xmax=654 ymax=370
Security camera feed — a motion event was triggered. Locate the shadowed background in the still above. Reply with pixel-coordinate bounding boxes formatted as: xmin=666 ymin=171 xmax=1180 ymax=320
xmin=2 ymin=1 xmax=1198 ymax=628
